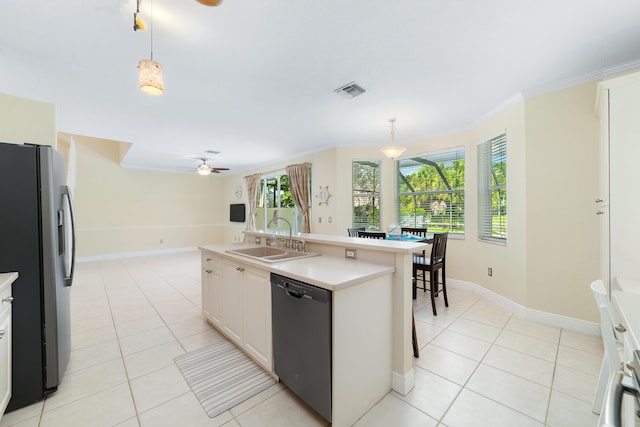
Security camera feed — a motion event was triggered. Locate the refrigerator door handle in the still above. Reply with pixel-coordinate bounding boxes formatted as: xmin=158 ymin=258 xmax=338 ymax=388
xmin=61 ymin=186 xmax=75 ymax=287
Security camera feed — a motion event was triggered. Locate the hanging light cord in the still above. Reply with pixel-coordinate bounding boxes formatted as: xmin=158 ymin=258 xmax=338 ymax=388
xmin=389 ymin=118 xmax=397 ymax=144
xmin=149 ymin=0 xmax=154 ymax=61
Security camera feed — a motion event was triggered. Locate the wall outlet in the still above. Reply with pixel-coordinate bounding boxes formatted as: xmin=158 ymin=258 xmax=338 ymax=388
xmin=160 ymin=238 xmax=164 ymax=244
xmin=345 ymin=248 xmax=357 ymax=259
xmin=488 ymin=267 xmax=493 ymax=277
xmin=254 ymin=236 xmax=261 ymax=244
xmin=318 ymin=217 xmax=322 ymax=223
xmin=328 ymin=217 xmax=332 ymax=223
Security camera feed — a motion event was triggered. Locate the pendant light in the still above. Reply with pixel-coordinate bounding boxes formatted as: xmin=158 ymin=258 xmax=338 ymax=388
xmin=137 ymin=0 xmax=164 ymax=95
xmin=380 ymin=118 xmax=406 ymax=159
xmin=196 ymin=0 xmax=223 ymax=5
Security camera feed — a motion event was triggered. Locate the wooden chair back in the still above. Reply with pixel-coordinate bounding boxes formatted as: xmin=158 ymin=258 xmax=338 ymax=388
xmin=357 ymin=231 xmax=386 ymax=239
xmin=347 ymin=227 xmax=365 ymax=237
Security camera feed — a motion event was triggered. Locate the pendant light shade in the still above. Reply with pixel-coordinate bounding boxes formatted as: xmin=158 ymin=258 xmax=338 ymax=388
xmin=138 ymin=59 xmax=164 ymax=95
xmin=197 ymin=163 xmax=212 ymax=175
xmin=196 ymin=0 xmax=223 ymax=5
xmin=380 ymin=118 xmax=406 ymax=159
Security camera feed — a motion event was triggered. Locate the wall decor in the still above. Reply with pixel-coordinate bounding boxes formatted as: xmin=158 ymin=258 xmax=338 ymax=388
xmin=316 ymin=186 xmax=332 ymax=206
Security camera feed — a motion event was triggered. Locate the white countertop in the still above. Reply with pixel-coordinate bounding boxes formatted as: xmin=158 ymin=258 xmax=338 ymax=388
xmin=0 ymin=272 xmax=18 ymax=290
xmin=199 ymin=243 xmax=395 ymax=291
xmin=613 ymin=291 xmax=640 ymax=350
xmin=244 ymin=230 xmax=428 ymax=254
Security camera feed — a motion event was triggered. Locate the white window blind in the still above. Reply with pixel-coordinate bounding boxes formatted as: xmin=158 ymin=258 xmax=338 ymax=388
xmin=352 ymin=160 xmax=381 ymax=230
xmin=478 ymin=133 xmax=507 ymax=242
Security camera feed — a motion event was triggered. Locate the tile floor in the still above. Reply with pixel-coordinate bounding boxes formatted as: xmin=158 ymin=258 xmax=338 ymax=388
xmin=0 ymin=251 xmax=601 ymax=427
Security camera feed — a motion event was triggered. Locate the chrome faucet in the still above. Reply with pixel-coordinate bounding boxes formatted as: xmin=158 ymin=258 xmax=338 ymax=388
xmin=267 ymin=215 xmax=293 ymax=249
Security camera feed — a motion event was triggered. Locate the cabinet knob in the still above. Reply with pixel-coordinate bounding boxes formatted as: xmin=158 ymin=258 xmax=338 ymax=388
xmin=0 ymin=330 xmax=4 ymax=339
xmin=615 ymin=324 xmax=627 ymax=333
xmin=596 ymin=211 xmax=605 ymax=215
xmin=2 ymin=296 xmax=13 ymax=303
xmin=205 ymin=269 xmax=213 ymax=274
xmin=595 ymin=199 xmax=604 ymax=203
xmin=206 ymin=258 xmax=212 ymax=262
xmin=236 ymin=267 xmax=245 ymax=272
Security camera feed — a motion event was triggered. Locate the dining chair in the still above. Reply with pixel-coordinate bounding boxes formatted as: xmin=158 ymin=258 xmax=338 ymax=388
xmin=412 ymin=232 xmax=448 ymax=315
xmin=347 ymin=227 xmax=365 ymax=237
xmin=590 ymin=279 xmax=626 ymax=415
xmin=357 ymin=231 xmax=386 ymax=239
xmin=401 ymin=227 xmax=427 ymax=238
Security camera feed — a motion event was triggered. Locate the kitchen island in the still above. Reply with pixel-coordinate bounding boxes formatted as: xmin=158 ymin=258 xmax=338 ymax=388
xmin=200 ymin=231 xmax=426 ymax=427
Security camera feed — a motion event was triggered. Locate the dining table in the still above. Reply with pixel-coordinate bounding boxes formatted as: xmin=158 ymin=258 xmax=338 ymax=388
xmin=385 ymin=233 xmax=433 ymax=244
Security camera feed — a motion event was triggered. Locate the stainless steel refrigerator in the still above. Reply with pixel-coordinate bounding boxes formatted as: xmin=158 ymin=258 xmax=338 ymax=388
xmin=0 ymin=142 xmax=75 ymax=411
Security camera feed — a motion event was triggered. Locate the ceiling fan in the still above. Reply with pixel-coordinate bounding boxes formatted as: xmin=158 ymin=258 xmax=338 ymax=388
xmin=196 ymin=158 xmax=229 ymax=175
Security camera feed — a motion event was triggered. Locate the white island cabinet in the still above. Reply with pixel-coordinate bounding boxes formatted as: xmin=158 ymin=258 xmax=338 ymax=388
xmin=201 ymin=232 xmax=423 ymax=427
xmin=0 ymin=272 xmax=17 ymax=421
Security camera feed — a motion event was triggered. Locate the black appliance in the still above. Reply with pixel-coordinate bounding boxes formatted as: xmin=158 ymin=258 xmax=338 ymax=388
xmin=229 ymin=203 xmax=246 ymax=222
xmin=270 ymin=273 xmax=332 ymax=422
xmin=0 ymin=142 xmax=75 ymax=411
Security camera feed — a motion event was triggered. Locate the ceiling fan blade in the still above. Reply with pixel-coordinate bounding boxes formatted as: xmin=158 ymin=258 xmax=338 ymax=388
xmin=211 ymin=167 xmax=230 ymax=172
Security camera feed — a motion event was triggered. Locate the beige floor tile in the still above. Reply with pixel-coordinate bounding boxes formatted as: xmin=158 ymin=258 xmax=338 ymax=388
xmin=229 ymin=383 xmax=286 ymax=417
xmin=39 ymin=383 xmax=135 ymax=427
xmin=114 ymin=417 xmax=141 ymax=427
xmin=130 ymin=365 xmax=191 ymax=413
xmin=559 ymin=329 xmax=604 ymax=355
xmin=66 ymin=339 xmax=122 ymax=373
xmin=353 ymin=394 xmax=438 ymax=427
xmin=392 ymin=366 xmax=461 ymax=420
xmin=547 ymin=390 xmax=600 ymax=427
xmin=495 ymin=330 xmax=558 ymax=362
xmin=556 ymin=344 xmax=603 ymax=376
xmin=447 ymin=317 xmax=502 ymax=343
xmin=413 ymin=319 xmax=445 ymax=349
xmin=505 ymin=316 xmax=561 ymax=343
xmin=123 ymin=341 xmax=186 ymax=379
xmin=470 ymin=298 xmax=513 ymax=316
xmin=442 ymin=389 xmax=543 ymax=427
xmin=552 ymin=364 xmax=598 ymax=403
xmin=43 ymin=358 xmax=128 ymax=411
xmin=431 ymin=329 xmax=492 ymax=361
xmin=70 ymin=313 xmax=113 ymax=335
xmin=168 ymin=314 xmax=215 ymax=338
xmin=0 ymin=401 xmax=43 ymax=427
xmin=138 ymin=392 xmax=232 ymax=427
xmin=413 ymin=344 xmax=479 ymax=386
xmin=414 ymin=305 xmax=465 ymax=329
xmin=118 ymin=326 xmax=177 ymax=356
xmin=70 ymin=324 xmax=118 ymax=350
xmin=111 ymin=305 xmax=159 ymax=325
xmin=115 ymin=314 xmax=166 ymax=338
xmin=0 ymin=416 xmax=40 ymax=427
xmin=179 ymin=328 xmax=228 ymax=352
xmin=460 ymin=307 xmax=511 ymax=328
xmin=483 ymin=345 xmax=555 ymax=387
xmin=235 ymin=388 xmax=328 ymax=427
xmin=466 ymin=364 xmax=550 ymax=422
xmin=158 ymin=306 xmax=203 ymax=325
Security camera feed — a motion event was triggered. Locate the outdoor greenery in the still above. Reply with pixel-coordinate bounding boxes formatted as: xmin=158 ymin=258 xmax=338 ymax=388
xmin=352 ymin=161 xmax=381 ymax=229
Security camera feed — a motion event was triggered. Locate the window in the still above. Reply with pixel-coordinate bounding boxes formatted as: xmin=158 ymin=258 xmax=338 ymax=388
xmin=352 ymin=160 xmax=381 ymax=230
xmin=254 ymin=171 xmax=303 ymax=234
xmin=397 ymin=149 xmax=465 ymax=234
xmin=478 ymin=133 xmax=507 ymax=242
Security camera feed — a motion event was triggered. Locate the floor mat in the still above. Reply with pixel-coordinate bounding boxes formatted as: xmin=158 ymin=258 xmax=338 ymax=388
xmin=174 ymin=340 xmax=276 ymax=418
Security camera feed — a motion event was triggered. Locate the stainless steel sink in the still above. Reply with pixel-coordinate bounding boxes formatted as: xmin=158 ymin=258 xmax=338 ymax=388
xmin=226 ymin=246 xmax=320 ymax=263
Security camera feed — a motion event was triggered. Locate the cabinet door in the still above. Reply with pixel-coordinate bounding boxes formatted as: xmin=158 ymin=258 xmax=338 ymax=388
xmin=0 ymin=305 xmax=11 ymax=416
xmin=222 ymin=261 xmax=245 ymax=345
xmin=243 ymin=267 xmax=272 ymax=370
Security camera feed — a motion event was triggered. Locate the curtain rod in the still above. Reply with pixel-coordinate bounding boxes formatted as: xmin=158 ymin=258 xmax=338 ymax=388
xmin=244 ymin=162 xmax=311 ymax=179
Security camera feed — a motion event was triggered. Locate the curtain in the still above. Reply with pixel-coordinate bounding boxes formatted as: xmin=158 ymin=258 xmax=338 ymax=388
xmin=285 ymin=163 xmax=311 ymax=233
xmin=244 ymin=173 xmax=261 ymax=235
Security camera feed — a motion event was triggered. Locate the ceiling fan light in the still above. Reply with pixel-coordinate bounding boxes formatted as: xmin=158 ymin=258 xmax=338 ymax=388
xmin=134 ymin=16 xmax=147 ymax=31
xmin=197 ymin=163 xmax=211 ymax=175
xmin=138 ymin=59 xmax=164 ymax=95
xmin=196 ymin=0 xmax=223 ymax=6
xmin=380 ymin=145 xmax=407 ymax=159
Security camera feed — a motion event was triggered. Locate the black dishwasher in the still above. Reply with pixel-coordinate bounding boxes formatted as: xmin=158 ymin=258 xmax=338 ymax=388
xmin=270 ymin=273 xmax=332 ymax=422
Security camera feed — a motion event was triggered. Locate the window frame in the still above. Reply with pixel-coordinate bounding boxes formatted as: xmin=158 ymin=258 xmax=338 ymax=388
xmin=352 ymin=160 xmax=382 ymax=231
xmin=255 ymin=169 xmax=303 ymax=234
xmin=477 ymin=132 xmax=507 ymax=244
xmin=396 ymin=147 xmax=466 ymax=235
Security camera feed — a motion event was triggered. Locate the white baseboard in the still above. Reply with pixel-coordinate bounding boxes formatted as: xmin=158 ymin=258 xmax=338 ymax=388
xmin=391 ymin=369 xmax=415 ymax=396
xmin=447 ymin=278 xmax=600 ymax=336
xmin=76 ymin=246 xmax=199 ymax=263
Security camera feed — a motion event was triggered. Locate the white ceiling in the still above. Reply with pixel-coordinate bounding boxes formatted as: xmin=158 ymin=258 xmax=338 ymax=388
xmin=2 ymin=0 xmax=640 ymax=175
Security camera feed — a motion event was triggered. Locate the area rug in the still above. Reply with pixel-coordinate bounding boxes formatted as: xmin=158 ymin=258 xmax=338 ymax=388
xmin=174 ymin=340 xmax=276 ymax=418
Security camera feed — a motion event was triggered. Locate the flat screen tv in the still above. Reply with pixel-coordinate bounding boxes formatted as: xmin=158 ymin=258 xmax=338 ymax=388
xmin=229 ymin=203 xmax=246 ymax=222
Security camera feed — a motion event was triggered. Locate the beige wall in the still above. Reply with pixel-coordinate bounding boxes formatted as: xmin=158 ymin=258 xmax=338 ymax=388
xmin=73 ymin=135 xmax=226 ymax=257
xmin=0 ymin=93 xmax=56 ymax=147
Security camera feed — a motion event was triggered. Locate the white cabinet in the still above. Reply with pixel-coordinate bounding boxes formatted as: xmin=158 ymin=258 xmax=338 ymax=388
xmin=221 ymin=261 xmax=245 ymax=345
xmin=201 ymin=254 xmax=222 ymax=327
xmin=0 ymin=273 xmax=17 ymax=421
xmin=200 ymin=252 xmax=272 ymax=372
xmin=242 ymin=267 xmax=271 ymax=369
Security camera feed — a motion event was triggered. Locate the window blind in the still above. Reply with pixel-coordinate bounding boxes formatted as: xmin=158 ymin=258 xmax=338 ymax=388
xmin=478 ymin=133 xmax=507 ymax=242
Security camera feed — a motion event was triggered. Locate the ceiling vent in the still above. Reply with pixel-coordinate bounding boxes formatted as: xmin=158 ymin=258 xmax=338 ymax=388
xmin=334 ymin=82 xmax=367 ymax=99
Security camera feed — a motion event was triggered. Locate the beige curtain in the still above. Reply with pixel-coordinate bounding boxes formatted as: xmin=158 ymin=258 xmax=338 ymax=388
xmin=244 ymin=173 xmax=261 ymax=234
xmin=285 ymin=163 xmax=311 ymax=233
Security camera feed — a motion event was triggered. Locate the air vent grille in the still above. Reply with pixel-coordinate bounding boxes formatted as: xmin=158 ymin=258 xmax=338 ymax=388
xmin=334 ymin=82 xmax=367 ymax=99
